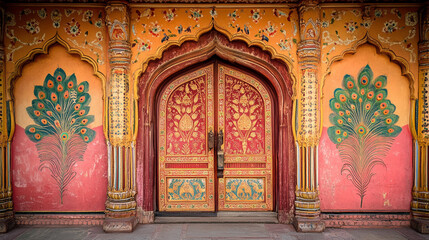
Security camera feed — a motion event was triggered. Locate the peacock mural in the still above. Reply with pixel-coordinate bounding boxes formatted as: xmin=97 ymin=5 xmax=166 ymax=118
xmin=25 ymin=68 xmax=95 ymax=204
xmin=327 ymin=65 xmax=401 ymax=208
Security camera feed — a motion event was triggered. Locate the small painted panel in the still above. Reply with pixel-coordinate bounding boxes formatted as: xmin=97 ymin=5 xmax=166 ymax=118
xmin=225 ymin=178 xmax=265 ymax=201
xmin=166 ymin=76 xmax=207 ymax=155
xmin=167 ymin=178 xmax=206 ymax=201
xmin=158 ymin=64 xmax=215 ymax=212
xmin=224 ymin=74 xmax=265 ymax=155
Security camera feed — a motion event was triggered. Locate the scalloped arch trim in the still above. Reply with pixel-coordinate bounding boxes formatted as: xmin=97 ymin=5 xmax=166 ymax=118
xmin=322 ymin=32 xmax=416 ymax=100
xmin=7 ymin=33 xmax=106 ymax=101
xmin=132 ymin=23 xmax=297 ymax=93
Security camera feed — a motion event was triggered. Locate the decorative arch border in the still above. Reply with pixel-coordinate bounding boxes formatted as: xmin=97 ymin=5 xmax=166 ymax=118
xmin=135 ymin=30 xmax=296 ymax=223
xmin=6 ymin=33 xmax=108 ymax=139
xmin=132 ymin=22 xmax=298 ymax=99
xmin=320 ymin=32 xmax=418 ymax=138
xmin=321 ymin=32 xmax=416 ymax=100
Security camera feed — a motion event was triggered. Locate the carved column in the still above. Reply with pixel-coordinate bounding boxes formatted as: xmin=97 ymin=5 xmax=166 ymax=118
xmin=0 ymin=3 xmax=15 ymax=233
xmin=103 ymin=1 xmax=137 ymax=232
xmin=411 ymin=3 xmax=429 ymax=233
xmin=293 ymin=0 xmax=324 ymax=232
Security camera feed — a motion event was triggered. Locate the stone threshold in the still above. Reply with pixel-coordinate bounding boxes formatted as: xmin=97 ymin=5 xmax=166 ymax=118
xmin=154 ymin=211 xmax=279 ymax=223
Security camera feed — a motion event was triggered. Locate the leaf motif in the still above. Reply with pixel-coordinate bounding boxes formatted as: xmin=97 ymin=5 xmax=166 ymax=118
xmin=327 ymin=65 xmax=402 ymax=207
xmin=24 ymin=68 xmax=95 ymax=203
xmin=250 ymin=105 xmax=258 ymax=114
xmin=190 ymin=83 xmax=197 ymax=90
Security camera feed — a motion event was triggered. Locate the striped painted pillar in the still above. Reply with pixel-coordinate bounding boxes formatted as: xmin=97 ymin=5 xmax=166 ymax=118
xmin=103 ymin=1 xmax=137 ymax=232
xmin=0 ymin=4 xmax=15 ymax=233
xmin=411 ymin=4 xmax=429 ymax=233
xmin=292 ymin=0 xmax=325 ymax=232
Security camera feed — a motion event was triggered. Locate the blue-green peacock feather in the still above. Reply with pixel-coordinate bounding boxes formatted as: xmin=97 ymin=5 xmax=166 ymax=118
xmin=328 ymin=65 xmax=401 ymax=208
xmin=25 ymin=68 xmax=95 ymax=204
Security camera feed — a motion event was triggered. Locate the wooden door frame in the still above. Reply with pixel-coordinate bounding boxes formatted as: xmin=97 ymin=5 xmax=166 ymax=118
xmin=136 ymin=30 xmax=296 ymax=223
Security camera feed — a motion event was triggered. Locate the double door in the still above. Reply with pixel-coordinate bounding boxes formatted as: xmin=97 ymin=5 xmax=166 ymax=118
xmin=157 ymin=62 xmax=274 ymax=211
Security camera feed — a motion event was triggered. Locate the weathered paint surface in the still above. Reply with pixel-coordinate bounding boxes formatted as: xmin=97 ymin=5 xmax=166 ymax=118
xmin=319 ymin=125 xmax=412 ymax=211
xmin=319 ymin=45 xmax=412 ymax=211
xmin=12 ymin=125 xmax=107 ymax=211
xmin=11 ymin=45 xmax=107 ymax=212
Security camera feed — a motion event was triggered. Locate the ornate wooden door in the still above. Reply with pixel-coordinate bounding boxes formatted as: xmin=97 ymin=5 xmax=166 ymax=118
xmin=158 ymin=63 xmax=273 ymax=212
xmin=217 ymin=64 xmax=273 ymax=211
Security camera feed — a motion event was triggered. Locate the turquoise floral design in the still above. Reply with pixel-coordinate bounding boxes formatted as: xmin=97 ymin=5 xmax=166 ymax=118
xmin=382 ymin=20 xmax=398 ymax=33
xmin=149 ymin=21 xmax=162 ymax=37
xmin=344 ymin=21 xmax=358 ymax=33
xmin=24 ymin=19 xmax=40 ymax=35
xmin=189 ymin=9 xmax=203 ymax=21
xmin=65 ymin=18 xmax=80 ymax=37
xmin=38 ymin=8 xmax=47 ymax=19
xmin=265 ymin=21 xmax=277 ymax=37
xmin=163 ymin=9 xmax=177 ymax=22
xmin=228 ymin=10 xmax=239 ymax=22
xmin=250 ymin=9 xmax=263 ymax=23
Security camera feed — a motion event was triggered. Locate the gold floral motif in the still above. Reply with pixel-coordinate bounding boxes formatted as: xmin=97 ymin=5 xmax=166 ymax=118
xmin=225 ymin=76 xmax=264 ymax=154
xmin=179 ymin=113 xmax=193 ymax=132
xmin=166 ymin=77 xmax=206 ymax=155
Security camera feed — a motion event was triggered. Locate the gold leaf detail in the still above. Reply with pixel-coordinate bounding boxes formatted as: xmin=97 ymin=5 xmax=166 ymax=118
xmin=240 ymin=95 xmax=248 ymax=105
xmin=179 ymin=113 xmax=194 ymax=132
xmin=183 ymin=95 xmax=192 ymax=105
xmin=237 ymin=114 xmax=252 ymax=131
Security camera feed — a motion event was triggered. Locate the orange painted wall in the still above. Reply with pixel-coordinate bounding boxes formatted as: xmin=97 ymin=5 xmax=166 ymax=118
xmin=2 ymin=3 xmax=422 ymax=214
xmin=12 ymin=45 xmax=107 ymax=212
xmin=319 ymin=44 xmax=412 ymax=211
xmin=5 ymin=6 xmax=107 ymax=85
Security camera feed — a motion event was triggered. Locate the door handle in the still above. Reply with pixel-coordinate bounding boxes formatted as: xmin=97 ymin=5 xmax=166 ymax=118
xmin=217 ymin=129 xmax=224 ymax=177
xmin=208 ymin=129 xmax=214 ymax=152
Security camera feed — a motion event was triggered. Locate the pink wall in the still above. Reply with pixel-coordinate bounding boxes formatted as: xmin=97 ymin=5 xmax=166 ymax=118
xmin=319 ymin=45 xmax=413 ymax=212
xmin=319 ymin=126 xmax=412 ymax=211
xmin=11 ymin=45 xmax=107 ymax=212
xmin=12 ymin=126 xmax=107 ymax=212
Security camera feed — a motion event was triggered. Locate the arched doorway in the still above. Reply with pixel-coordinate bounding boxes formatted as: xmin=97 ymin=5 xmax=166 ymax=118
xmin=137 ymin=31 xmax=295 ymax=221
xmin=156 ymin=59 xmax=275 ymax=212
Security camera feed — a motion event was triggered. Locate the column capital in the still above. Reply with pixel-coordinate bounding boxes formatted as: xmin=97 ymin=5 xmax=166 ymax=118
xmin=297 ymin=40 xmax=321 ymax=65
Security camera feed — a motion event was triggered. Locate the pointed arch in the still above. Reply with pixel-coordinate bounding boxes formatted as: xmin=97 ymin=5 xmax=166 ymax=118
xmin=132 ymin=24 xmax=298 ymax=99
xmin=7 ymin=33 xmax=107 ymax=101
xmin=321 ymin=32 xmax=416 ymax=100
xmin=135 ymin=30 xmax=296 ymax=223
xmin=7 ymin=33 xmax=108 ymax=138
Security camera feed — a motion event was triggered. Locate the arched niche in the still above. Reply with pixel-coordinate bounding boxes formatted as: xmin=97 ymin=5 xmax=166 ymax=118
xmin=11 ymin=42 xmax=108 ymax=212
xmin=135 ymin=30 xmax=296 ymax=223
xmin=319 ymin=43 xmax=413 ymax=212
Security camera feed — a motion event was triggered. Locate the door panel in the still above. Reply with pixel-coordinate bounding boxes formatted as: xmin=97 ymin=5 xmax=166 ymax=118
xmin=158 ymin=63 xmax=273 ymax=212
xmin=158 ymin=64 xmax=215 ymax=211
xmin=217 ymin=65 xmax=273 ymax=211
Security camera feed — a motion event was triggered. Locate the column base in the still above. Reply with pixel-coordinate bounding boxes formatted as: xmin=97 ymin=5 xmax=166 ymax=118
xmin=293 ymin=217 xmax=325 ymax=232
xmin=103 ymin=216 xmax=138 ymax=233
xmin=0 ymin=216 xmax=15 ymax=233
xmin=411 ymin=219 xmax=429 ymax=234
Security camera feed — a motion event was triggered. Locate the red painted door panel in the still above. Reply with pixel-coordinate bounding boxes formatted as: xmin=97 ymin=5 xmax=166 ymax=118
xmin=158 ymin=63 xmax=273 ymax=212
